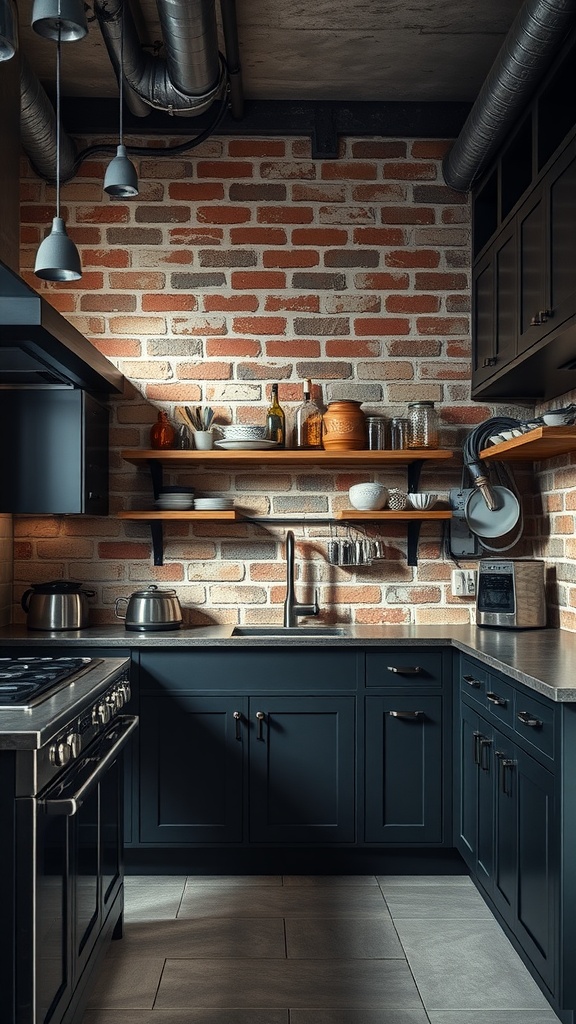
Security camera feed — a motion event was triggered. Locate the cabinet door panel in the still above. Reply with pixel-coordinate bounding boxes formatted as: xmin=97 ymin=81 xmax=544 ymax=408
xmin=549 ymin=143 xmax=576 ymax=328
xmin=472 ymin=255 xmax=495 ymax=385
xmin=249 ymin=697 xmax=355 ymax=844
xmin=493 ymin=737 xmax=517 ymax=923
xmin=518 ymin=188 xmax=547 ymax=350
xmin=365 ymin=695 xmax=443 ymax=844
xmin=516 ymin=748 xmax=556 ymax=989
xmin=139 ymin=694 xmax=245 ymax=844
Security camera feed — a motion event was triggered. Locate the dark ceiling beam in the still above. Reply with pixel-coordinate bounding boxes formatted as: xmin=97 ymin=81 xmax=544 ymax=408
xmin=61 ymin=98 xmax=472 ymax=158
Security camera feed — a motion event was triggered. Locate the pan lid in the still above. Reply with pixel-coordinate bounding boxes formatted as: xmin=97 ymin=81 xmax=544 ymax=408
xmin=465 ymin=486 xmax=521 ymax=539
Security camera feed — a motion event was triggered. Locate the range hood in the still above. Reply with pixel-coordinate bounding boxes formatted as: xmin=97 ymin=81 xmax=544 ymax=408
xmin=0 ymin=260 xmax=123 ymax=392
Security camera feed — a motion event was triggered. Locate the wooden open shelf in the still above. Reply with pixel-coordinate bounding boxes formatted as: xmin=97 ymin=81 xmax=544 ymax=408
xmin=118 ymin=510 xmax=240 ymax=522
xmin=336 ymin=509 xmax=452 ymax=521
xmin=120 ymin=448 xmax=454 ymax=469
xmin=480 ymin=425 xmax=576 ymax=461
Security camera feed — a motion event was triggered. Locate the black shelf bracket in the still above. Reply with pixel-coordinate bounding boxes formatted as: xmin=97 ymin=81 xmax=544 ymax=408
xmin=407 ymin=459 xmax=425 ymax=494
xmin=150 ymin=522 xmax=164 ymax=566
xmin=406 ymin=522 xmax=422 ymax=567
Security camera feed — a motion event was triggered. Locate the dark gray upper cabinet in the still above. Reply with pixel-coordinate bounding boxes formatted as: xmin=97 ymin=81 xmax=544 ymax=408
xmin=471 ymin=28 xmax=576 ymax=401
xmin=0 ymin=389 xmax=109 ymax=515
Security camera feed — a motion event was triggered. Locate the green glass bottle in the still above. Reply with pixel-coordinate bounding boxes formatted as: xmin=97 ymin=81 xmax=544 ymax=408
xmin=266 ymin=383 xmax=285 ymax=447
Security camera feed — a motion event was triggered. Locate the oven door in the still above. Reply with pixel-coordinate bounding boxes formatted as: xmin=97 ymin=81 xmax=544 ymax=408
xmin=18 ymin=715 xmax=138 ymax=1024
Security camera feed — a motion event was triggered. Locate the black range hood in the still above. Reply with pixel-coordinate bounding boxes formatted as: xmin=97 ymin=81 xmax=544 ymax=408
xmin=0 ymin=260 xmax=123 ymax=393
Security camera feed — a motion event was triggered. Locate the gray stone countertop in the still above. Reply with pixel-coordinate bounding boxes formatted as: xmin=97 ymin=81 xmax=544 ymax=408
xmin=0 ymin=623 xmax=574 ymax=702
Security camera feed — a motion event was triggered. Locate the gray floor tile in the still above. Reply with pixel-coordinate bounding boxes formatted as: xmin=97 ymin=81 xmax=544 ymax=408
xmin=285 ymin=916 xmax=403 ymax=959
xmin=86 ymin=956 xmax=165 ymax=1009
xmin=383 ymin=884 xmax=493 ymax=919
xmin=377 ymin=875 xmax=473 ymax=889
xmin=283 ymin=875 xmax=380 ymax=886
xmin=154 ymin=958 xmax=424 ymax=1009
xmin=291 ymin=1012 xmax=430 ymax=1024
xmin=123 ymin=889 xmax=184 ymax=922
xmin=82 ymin=1011 xmax=288 ymax=1024
xmin=108 ymin=917 xmax=286 ymax=959
xmin=395 ymin=918 xmax=552 ymax=1010
xmin=427 ymin=1011 xmax=562 ymax=1024
xmin=178 ymin=884 xmax=388 ymax=919
xmin=125 ymin=876 xmax=187 ymax=890
xmin=184 ymin=875 xmax=283 ymax=887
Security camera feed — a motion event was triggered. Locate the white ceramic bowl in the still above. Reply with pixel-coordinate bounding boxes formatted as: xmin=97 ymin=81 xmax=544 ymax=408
xmin=218 ymin=424 xmax=267 ymax=440
xmin=407 ymin=492 xmax=438 ymax=511
xmin=542 ymin=412 xmax=568 ymax=426
xmin=348 ymin=482 xmax=388 ymax=511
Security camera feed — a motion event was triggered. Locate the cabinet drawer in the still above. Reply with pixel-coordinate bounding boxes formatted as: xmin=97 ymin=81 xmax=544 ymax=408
xmin=513 ymin=690 xmax=555 ymax=761
xmin=484 ymin=676 xmax=514 ymax=728
xmin=366 ymin=650 xmax=442 ymax=686
xmin=459 ymin=658 xmax=489 ymax=704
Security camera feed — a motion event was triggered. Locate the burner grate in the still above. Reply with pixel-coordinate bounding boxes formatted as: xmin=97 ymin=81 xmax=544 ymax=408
xmin=0 ymin=657 xmax=94 ymax=708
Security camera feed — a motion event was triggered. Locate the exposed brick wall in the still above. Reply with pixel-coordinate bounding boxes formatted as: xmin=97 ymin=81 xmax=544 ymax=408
xmin=12 ymin=133 xmax=575 ymax=629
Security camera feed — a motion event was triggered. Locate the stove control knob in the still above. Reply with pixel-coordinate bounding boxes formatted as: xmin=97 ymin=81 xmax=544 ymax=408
xmin=67 ymin=732 xmax=81 ymax=758
xmin=92 ymin=701 xmax=111 ymax=726
xmin=106 ymin=691 xmax=121 ymax=713
xmin=112 ymin=686 xmax=125 ymax=710
xmin=121 ymin=681 xmax=131 ymax=703
xmin=49 ymin=740 xmax=72 ymax=767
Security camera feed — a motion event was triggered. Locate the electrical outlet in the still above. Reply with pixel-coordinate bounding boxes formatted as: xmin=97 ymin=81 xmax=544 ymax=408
xmin=451 ymin=569 xmax=477 ymax=597
xmin=448 ymin=488 xmax=482 ymax=557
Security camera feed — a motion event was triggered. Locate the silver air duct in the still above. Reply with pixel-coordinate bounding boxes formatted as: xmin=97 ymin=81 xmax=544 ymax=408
xmin=443 ymin=0 xmax=576 ymax=192
xmin=94 ymin=0 xmax=227 ymax=117
xmin=20 ymin=54 xmax=76 ymax=181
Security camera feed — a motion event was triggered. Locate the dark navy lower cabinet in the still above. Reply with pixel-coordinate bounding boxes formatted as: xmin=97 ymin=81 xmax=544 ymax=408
xmin=364 ymin=695 xmax=444 ymax=844
xmin=456 ymin=701 xmax=495 ymax=890
xmin=248 ymin=696 xmax=355 ymax=844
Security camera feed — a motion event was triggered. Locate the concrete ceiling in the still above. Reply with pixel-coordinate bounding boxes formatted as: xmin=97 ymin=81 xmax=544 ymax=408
xmin=16 ymin=0 xmax=526 ymax=106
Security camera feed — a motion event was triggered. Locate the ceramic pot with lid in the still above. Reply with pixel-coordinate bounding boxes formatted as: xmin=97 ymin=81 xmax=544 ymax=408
xmin=115 ymin=585 xmax=183 ymax=631
xmin=21 ymin=580 xmax=95 ymax=631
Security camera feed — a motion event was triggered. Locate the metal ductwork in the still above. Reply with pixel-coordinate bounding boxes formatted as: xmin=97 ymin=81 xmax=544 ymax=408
xmin=443 ymin=0 xmax=576 ymax=192
xmin=93 ymin=0 xmax=227 ymax=117
xmin=20 ymin=55 xmax=76 ymax=181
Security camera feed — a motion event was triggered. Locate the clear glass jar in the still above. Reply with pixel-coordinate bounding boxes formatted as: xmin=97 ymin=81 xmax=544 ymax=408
xmin=407 ymin=401 xmax=439 ymax=449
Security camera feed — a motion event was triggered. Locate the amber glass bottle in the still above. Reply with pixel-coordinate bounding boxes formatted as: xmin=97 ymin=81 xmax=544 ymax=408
xmin=150 ymin=410 xmax=175 ymax=450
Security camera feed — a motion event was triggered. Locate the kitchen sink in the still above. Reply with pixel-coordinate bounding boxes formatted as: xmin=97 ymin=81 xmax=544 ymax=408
xmin=231 ymin=626 xmax=350 ymax=637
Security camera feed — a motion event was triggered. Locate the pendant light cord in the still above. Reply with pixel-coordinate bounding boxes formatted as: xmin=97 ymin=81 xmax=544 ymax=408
xmin=55 ymin=24 xmax=61 ymax=218
xmin=118 ymin=1 xmax=124 ymax=146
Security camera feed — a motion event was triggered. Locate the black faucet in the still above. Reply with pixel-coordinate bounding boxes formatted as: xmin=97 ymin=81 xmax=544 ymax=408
xmin=283 ymin=530 xmax=320 ymax=627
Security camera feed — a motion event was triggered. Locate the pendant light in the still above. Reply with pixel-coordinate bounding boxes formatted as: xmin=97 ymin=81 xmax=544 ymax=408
xmin=34 ymin=25 xmax=82 ymax=281
xmin=31 ymin=0 xmax=87 ymax=42
xmin=0 ymin=0 xmax=18 ymax=61
xmin=104 ymin=2 xmax=138 ymax=198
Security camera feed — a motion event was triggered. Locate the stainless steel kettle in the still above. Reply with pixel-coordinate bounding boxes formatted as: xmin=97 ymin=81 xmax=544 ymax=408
xmin=115 ymin=585 xmax=183 ymax=631
xmin=21 ymin=580 xmax=95 ymax=631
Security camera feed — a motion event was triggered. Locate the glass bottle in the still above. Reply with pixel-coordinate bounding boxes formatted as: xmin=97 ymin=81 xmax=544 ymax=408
xmin=294 ymin=379 xmax=323 ymax=449
xmin=266 ymin=383 xmax=286 ymax=447
xmin=150 ymin=410 xmax=175 ymax=450
xmin=407 ymin=401 xmax=439 ymax=449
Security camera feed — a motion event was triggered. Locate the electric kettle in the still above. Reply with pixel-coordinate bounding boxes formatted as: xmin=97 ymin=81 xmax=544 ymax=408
xmin=21 ymin=580 xmax=95 ymax=631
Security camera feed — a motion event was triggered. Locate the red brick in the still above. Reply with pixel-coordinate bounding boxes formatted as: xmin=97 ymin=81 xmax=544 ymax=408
xmin=197 ymin=206 xmax=251 ymax=224
xmin=354 ymin=318 xmax=410 ymax=336
xmin=231 ymin=271 xmax=286 ymax=289
xmin=228 ymin=140 xmax=286 ymax=157
xmin=355 ymin=272 xmax=410 ymax=290
xmin=76 ymin=205 xmax=131 ymax=224
xmin=204 ymin=295 xmax=260 ymax=312
xmin=197 ymin=160 xmax=254 ymax=178
xmin=45 ymin=293 xmax=77 ymax=313
xmin=257 ymin=207 xmax=314 ymax=224
xmin=206 ymin=338 xmax=262 ymax=357
xmin=98 ymin=339 xmax=142 ymax=358
xmin=353 ymin=227 xmax=405 ymax=246
xmin=381 ymin=207 xmax=435 ymax=224
xmin=99 ymin=542 xmax=150 ymax=559
xmin=417 ymin=316 xmax=469 ymax=335
xmin=169 ymin=183 xmax=225 ymax=201
xmin=263 ymin=250 xmax=319 ymax=268
xmin=385 ymin=250 xmax=440 ymax=268
xmin=109 ymin=271 xmax=166 ymax=290
xmin=142 ymin=294 xmax=198 ymax=311
xmin=170 ymin=227 xmax=224 ymax=244
xmin=176 ymin=362 xmax=232 ymax=380
xmin=57 ymin=272 xmax=104 ymax=290
xmin=351 ymin=141 xmax=408 ymax=159
xmin=291 ymin=228 xmax=348 ymax=246
xmin=230 ymin=227 xmax=287 ymax=245
xmin=265 ymin=340 xmax=321 ymax=357
xmin=232 ymin=316 xmax=286 ymax=335
xmin=386 ymin=295 xmax=441 ymax=313
xmin=292 ymin=184 xmax=346 ymax=202
xmin=326 ymin=340 xmax=381 ymax=357
xmin=415 ymin=272 xmax=468 ymax=290
xmin=321 ymin=162 xmax=377 ymax=180
xmin=352 ymin=184 xmax=407 ymax=202
xmin=80 ymin=294 xmax=137 ymax=313
xmin=260 ymin=162 xmax=316 ymax=180
xmin=383 ymin=161 xmax=437 ymax=180
xmin=82 ymin=248 xmax=131 ymax=268
xmin=411 ymin=140 xmax=452 ymax=159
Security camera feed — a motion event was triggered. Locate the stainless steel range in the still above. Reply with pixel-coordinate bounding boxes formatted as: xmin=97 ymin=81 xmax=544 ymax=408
xmin=0 ymin=654 xmax=138 ymax=1024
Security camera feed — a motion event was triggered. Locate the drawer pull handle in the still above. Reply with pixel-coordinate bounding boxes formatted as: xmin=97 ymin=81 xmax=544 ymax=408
xmin=389 ymin=710 xmax=423 ymax=720
xmin=463 ymin=674 xmax=481 ymax=688
xmin=496 ymin=751 xmax=516 ymax=794
xmin=517 ymin=710 xmax=542 ymax=728
xmin=233 ymin=710 xmax=242 ymax=741
xmin=486 ymin=691 xmax=507 ymax=706
xmin=387 ymin=666 xmax=422 ymax=675
xmin=256 ymin=710 xmax=266 ymax=740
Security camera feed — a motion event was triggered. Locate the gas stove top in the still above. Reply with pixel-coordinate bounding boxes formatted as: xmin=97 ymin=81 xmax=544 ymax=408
xmin=0 ymin=656 xmax=101 ymax=709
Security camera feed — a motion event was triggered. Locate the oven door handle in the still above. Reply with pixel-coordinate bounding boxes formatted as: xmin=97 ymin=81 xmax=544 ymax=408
xmin=40 ymin=716 xmax=139 ymax=817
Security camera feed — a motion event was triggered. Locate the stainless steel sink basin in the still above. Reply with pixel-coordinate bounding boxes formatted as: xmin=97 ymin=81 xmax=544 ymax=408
xmin=231 ymin=626 xmax=350 ymax=637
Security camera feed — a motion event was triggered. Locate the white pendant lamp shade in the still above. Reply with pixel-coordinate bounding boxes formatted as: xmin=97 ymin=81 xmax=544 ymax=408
xmin=0 ymin=0 xmax=18 ymax=60
xmin=31 ymin=0 xmax=87 ymax=41
xmin=34 ymin=217 xmax=82 ymax=281
xmin=104 ymin=144 xmax=139 ymax=197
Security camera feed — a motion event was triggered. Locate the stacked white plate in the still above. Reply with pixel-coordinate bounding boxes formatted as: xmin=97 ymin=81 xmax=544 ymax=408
xmin=155 ymin=495 xmax=194 ymax=510
xmin=194 ymin=495 xmax=235 ymax=511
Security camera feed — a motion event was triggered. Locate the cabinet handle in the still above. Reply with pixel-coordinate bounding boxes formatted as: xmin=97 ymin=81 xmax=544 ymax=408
xmin=463 ymin=674 xmax=481 ymax=689
xmin=386 ymin=665 xmax=422 ymax=675
xmin=256 ymin=711 xmax=266 ymax=740
xmin=496 ymin=752 xmax=516 ymax=795
xmin=479 ymin=736 xmax=492 ymax=772
xmin=482 ymin=357 xmax=497 ymax=367
xmin=486 ymin=691 xmax=507 ymax=707
xmin=531 ymin=309 xmax=553 ymax=326
xmin=473 ymin=730 xmax=482 ymax=765
xmin=389 ymin=710 xmax=424 ymax=720
xmin=233 ymin=710 xmax=242 ymax=741
xmin=517 ymin=710 xmax=542 ymax=728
